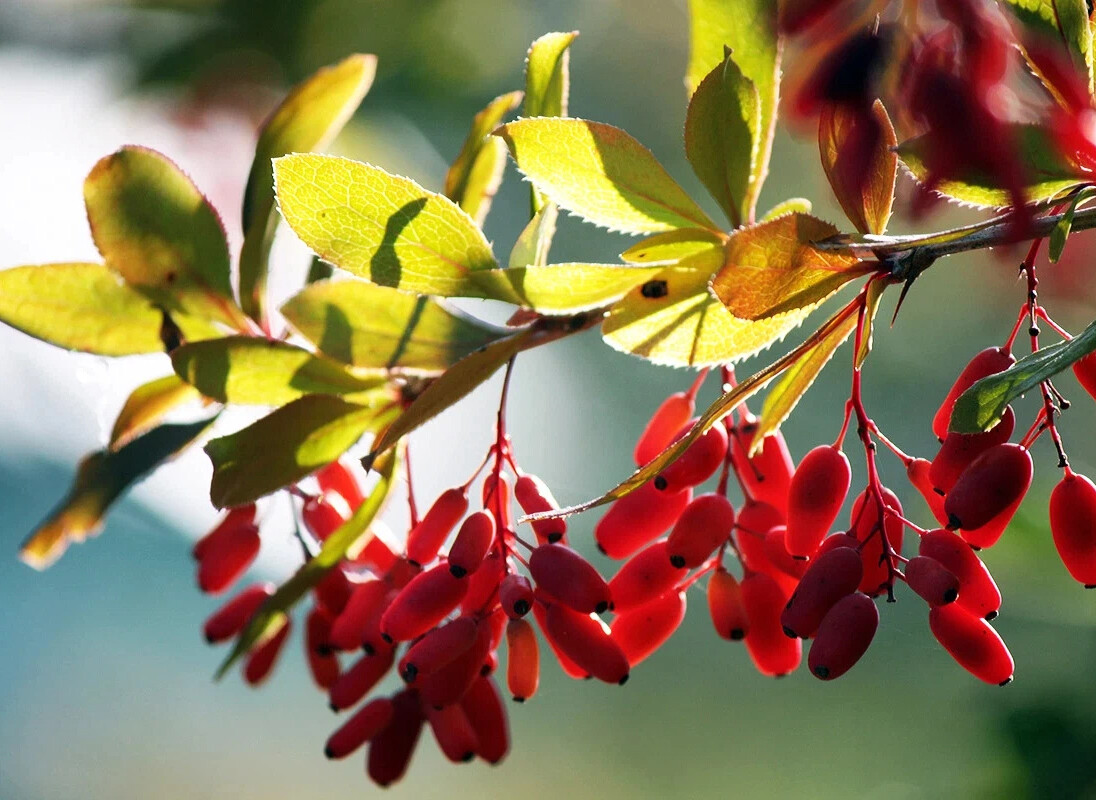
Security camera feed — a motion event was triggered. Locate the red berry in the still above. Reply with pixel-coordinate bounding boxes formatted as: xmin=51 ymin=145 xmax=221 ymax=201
xmin=541 ymin=603 xmax=630 ymax=684
xmin=740 ymin=572 xmax=802 ymax=677
xmin=532 ymin=602 xmax=589 ymax=679
xmin=932 ymin=346 xmax=1015 ymax=440
xmin=905 ymin=556 xmax=960 ymax=606
xmin=316 ymin=458 xmax=365 ymax=509
xmin=399 ymin=616 xmax=479 ymax=684
xmin=302 ymin=495 xmax=347 ymax=541
xmin=325 ymin=697 xmax=393 ymax=759
xmin=946 ymin=443 xmax=1032 ymax=548
xmin=461 ymin=549 xmax=506 ymax=615
xmin=418 ymin=618 xmax=495 ymax=708
xmin=461 ymin=676 xmax=510 ymax=763
xmin=907 ymin=458 xmax=948 ymax=526
xmin=929 ymin=604 xmax=1014 ymax=685
xmin=499 ymin=573 xmax=534 ymax=619
xmin=506 ymin=617 xmax=539 ymax=701
xmin=380 ymin=565 xmax=469 ymax=642
xmin=708 ymin=568 xmax=749 ymax=641
xmin=730 ymin=419 xmax=795 ymax=513
xmin=328 ymin=578 xmax=390 ymax=652
xmin=785 ymin=445 xmax=852 ymax=558
xmin=514 ymin=474 xmax=567 ymax=544
xmin=192 ymin=504 xmax=256 ymax=561
xmin=202 ymin=582 xmax=273 ymax=644
xmin=781 ymin=545 xmax=863 ymax=639
xmin=313 ymin=566 xmax=353 ymax=617
xmin=448 ymin=511 xmax=495 ymax=577
xmin=528 ymin=544 xmax=611 ymax=614
xmin=611 ymin=591 xmax=686 ymax=667
xmin=808 ymin=592 xmax=878 ymax=680
xmin=406 ymin=487 xmax=469 ymax=566
xmin=849 ymin=487 xmax=904 ymax=596
xmin=608 ymin=539 xmax=687 ymax=611
xmin=367 ymin=690 xmax=424 ymax=787
xmin=196 ymin=521 xmax=260 ymax=594
xmin=349 ymin=529 xmax=398 ymax=574
xmin=329 ymin=649 xmax=396 ymax=711
xmin=763 ymin=526 xmax=810 ymax=580
xmin=243 ymin=617 xmax=290 ymax=686
xmin=1050 ymin=472 xmax=1096 ymax=587
xmin=929 ymin=405 xmax=1015 ymax=494
xmin=305 ymin=607 xmax=340 ymax=689
xmin=667 ymin=493 xmax=736 ymax=569
xmin=483 ymin=473 xmax=514 ymax=532
xmin=635 ymin=391 xmax=695 ymax=466
xmin=1075 ymin=351 xmax=1096 ymax=402
xmin=595 ymin=481 xmax=692 ymax=559
xmin=655 ymin=420 xmax=728 ymax=492
xmin=427 ymin=703 xmax=478 ymax=763
xmin=919 ymin=529 xmax=1001 ymax=619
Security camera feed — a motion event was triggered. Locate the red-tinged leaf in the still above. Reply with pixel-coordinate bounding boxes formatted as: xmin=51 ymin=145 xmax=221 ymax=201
xmin=819 ymin=100 xmax=897 ymax=235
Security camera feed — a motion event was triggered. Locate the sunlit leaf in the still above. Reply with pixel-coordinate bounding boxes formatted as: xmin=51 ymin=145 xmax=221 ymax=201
xmin=619 ymin=229 xmax=725 ymax=264
xmin=240 ymin=54 xmax=377 ymax=323
xmin=172 ymin=336 xmax=389 ymax=406
xmin=444 ymin=90 xmax=523 ymax=224
xmin=215 ymin=449 xmax=397 ymax=679
xmin=685 ymin=50 xmax=761 ymax=226
xmin=495 ymin=118 xmax=718 ymax=234
xmin=20 ymin=418 xmax=215 ymax=569
xmin=205 ymin=395 xmax=397 ymax=508
xmin=281 ymin=279 xmax=509 ymax=373
xmin=273 ymin=154 xmax=519 ymax=301
xmin=524 ymin=31 xmax=579 ymax=212
xmin=509 ymin=203 xmax=559 ymax=268
xmin=110 ymin=375 xmax=203 ymax=451
xmin=1001 ymin=0 xmax=1093 ymax=92
xmin=760 ymin=197 xmax=812 ymax=221
xmin=819 ymin=100 xmax=897 ymax=235
xmin=711 ymin=213 xmax=870 ymax=321
xmin=1049 ymin=189 xmax=1092 ymax=262
xmin=855 ymin=277 xmax=888 ymax=369
xmin=84 ymin=146 xmax=246 ymax=329
xmin=479 ymin=263 xmax=663 ymax=314
xmin=896 ymin=125 xmax=1084 ymax=208
xmin=950 ymin=319 xmax=1096 ymax=433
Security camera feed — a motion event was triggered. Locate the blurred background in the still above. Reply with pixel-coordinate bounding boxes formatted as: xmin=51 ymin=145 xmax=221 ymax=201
xmin=2 ymin=1 xmax=1096 ymax=797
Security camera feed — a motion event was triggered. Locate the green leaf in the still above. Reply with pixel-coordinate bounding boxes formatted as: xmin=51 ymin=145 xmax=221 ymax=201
xmin=84 ymin=146 xmax=246 ymax=329
xmin=950 ymin=319 xmax=1096 ymax=433
xmin=619 ymin=229 xmax=725 ymax=264
xmin=760 ymin=197 xmax=812 ymax=221
xmin=684 ymin=50 xmax=762 ymax=226
xmin=1001 ymin=0 xmax=1093 ymax=93
xmin=479 ymin=263 xmax=664 ymax=315
xmin=1049 ymin=189 xmax=1092 ymax=262
xmin=819 ymin=100 xmax=897 ymax=235
xmin=524 ymin=32 xmax=578 ymax=118
xmin=495 ymin=118 xmax=719 ymax=234
xmin=0 ymin=263 xmax=166 ymax=355
xmin=281 ymin=280 xmax=509 ymax=373
xmin=686 ymin=0 xmax=780 ymax=219
xmin=711 ymin=213 xmax=870 ymax=321
xmin=215 ymin=449 xmax=397 ymax=679
xmin=896 ymin=125 xmax=1084 ymax=208
xmin=20 ymin=418 xmax=215 ymax=569
xmin=855 ymin=278 xmax=888 ymax=369
xmin=110 ymin=375 xmax=203 ymax=450
xmin=273 ymin=154 xmax=518 ymax=301
xmin=444 ymin=90 xmax=523 ymax=224
xmin=509 ymin=203 xmax=559 ymax=268
xmin=172 ymin=336 xmax=389 ymax=406
xmin=602 ymin=247 xmax=817 ymax=367
xmin=240 ymin=54 xmax=377 ymax=324
xmin=205 ymin=394 xmax=397 ymax=508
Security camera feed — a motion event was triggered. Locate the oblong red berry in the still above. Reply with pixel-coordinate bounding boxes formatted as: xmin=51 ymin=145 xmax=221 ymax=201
xmin=482 ymin=473 xmax=514 ymax=532
xmin=541 ymin=603 xmax=630 ymax=684
xmin=708 ymin=568 xmax=749 ymax=640
xmin=611 ymin=591 xmax=686 ymax=667
xmin=929 ymin=405 xmax=1015 ymax=494
xmin=635 ymin=391 xmax=695 ymax=466
xmin=203 ymin=582 xmax=273 ymax=644
xmin=932 ymin=346 xmax=1015 ymax=440
xmin=329 ymin=649 xmax=396 ymax=711
xmin=427 ymin=703 xmax=478 ymax=763
xmin=349 ymin=528 xmax=398 ymax=574
xmin=328 ymin=578 xmax=390 ymax=652
xmin=197 ymin=522 xmax=260 ymax=594
xmin=406 ymin=487 xmax=469 ymax=566
xmin=763 ymin=526 xmax=809 ymax=580
xmin=367 ymin=690 xmax=424 ymax=787
xmin=655 ymin=421 xmax=729 ymax=493
xmin=808 ymin=592 xmax=878 ymax=680
xmin=946 ymin=443 xmax=1032 ymax=547
xmin=529 ymin=544 xmax=611 ymax=614
xmin=781 ymin=545 xmax=863 ymax=639
xmin=1050 ymin=472 xmax=1096 ymax=587
xmin=461 ymin=549 xmax=505 ymax=615
xmin=785 ymin=445 xmax=852 ymax=559
xmin=313 ymin=567 xmax=353 ymax=617
xmin=734 ymin=500 xmax=791 ymax=590
xmin=929 ymin=603 xmax=1014 ymax=685
xmin=515 ymin=474 xmax=568 ymax=544
xmin=380 ymin=565 xmax=469 ymax=642
xmin=595 ymin=481 xmax=692 ymax=559
xmin=740 ymin=572 xmax=802 ymax=677
xmin=399 ymin=616 xmax=479 ymax=684
xmin=302 ymin=495 xmax=347 ymax=542
xmin=461 ymin=676 xmax=510 ymax=764
xmin=506 ymin=617 xmax=539 ymax=701
xmin=448 ymin=511 xmax=495 ymax=578
xmin=849 ymin=487 xmax=904 ymax=596
xmin=305 ymin=607 xmax=340 ymax=689
xmin=907 ymin=458 xmax=948 ymax=526
xmin=243 ymin=617 xmax=290 ymax=686
xmin=608 ymin=539 xmax=686 ymax=611
xmin=919 ymin=529 xmax=1001 ymax=619
xmin=730 ymin=420 xmax=795 ymax=513
xmin=499 ymin=574 xmax=534 ymax=619
xmin=905 ymin=555 xmax=959 ymax=606
xmin=325 ymin=697 xmax=393 ymax=759
xmin=316 ymin=458 xmax=365 ymax=509
xmin=667 ymin=493 xmax=735 ymax=569
xmin=418 ymin=619 xmax=494 ymax=709
xmin=531 ymin=602 xmax=589 ymax=680
xmin=192 ymin=504 xmax=256 ymax=561
xmin=1075 ymin=351 xmax=1096 ymax=402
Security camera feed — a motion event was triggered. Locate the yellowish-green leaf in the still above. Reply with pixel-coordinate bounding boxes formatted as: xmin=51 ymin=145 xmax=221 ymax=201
xmin=620 ymin=229 xmax=726 ymax=264
xmin=240 ymin=54 xmax=377 ymax=324
xmin=172 ymin=337 xmax=389 ymax=406
xmin=685 ymin=50 xmax=762 ymax=226
xmin=1001 ymin=0 xmax=1093 ymax=94
xmin=820 ymin=100 xmax=897 ymax=235
xmin=525 ymin=32 xmax=578 ymax=118
xmin=281 ymin=279 xmax=509 ymax=373
xmin=215 ymin=449 xmax=397 ymax=679
xmin=509 ymin=203 xmax=559 ymax=267
xmin=855 ymin=277 xmax=888 ymax=368
xmin=761 ymin=197 xmax=812 ymax=221
xmin=84 ymin=146 xmax=245 ymax=329
xmin=205 ymin=394 xmax=397 ymax=508
xmin=273 ymin=154 xmax=519 ymax=301
xmin=495 ymin=118 xmax=719 ymax=234
xmin=711 ymin=213 xmax=869 ymax=321
xmin=110 ymin=375 xmax=203 ymax=451
xmin=20 ymin=418 xmax=214 ymax=569
xmin=445 ymin=90 xmax=523 ymax=224
xmin=479 ymin=263 xmax=663 ymax=314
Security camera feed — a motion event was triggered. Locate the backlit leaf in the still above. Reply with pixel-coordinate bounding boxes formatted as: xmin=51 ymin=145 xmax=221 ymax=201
xmin=855 ymin=277 xmax=888 ymax=369
xmin=1001 ymin=0 xmax=1093 ymax=92
xmin=444 ymin=90 xmax=523 ymax=224
xmin=479 ymin=263 xmax=663 ymax=314
xmin=109 ymin=375 xmax=203 ymax=451
xmin=524 ymin=31 xmax=579 ymax=213
xmin=509 ymin=203 xmax=559 ymax=268
xmin=495 ymin=118 xmax=719 ymax=234
xmin=819 ymin=100 xmax=897 ymax=235
xmin=619 ymin=229 xmax=726 ymax=264
xmin=760 ymin=197 xmax=812 ymax=221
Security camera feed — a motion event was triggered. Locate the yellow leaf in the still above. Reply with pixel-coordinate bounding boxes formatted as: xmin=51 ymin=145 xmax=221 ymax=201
xmin=110 ymin=375 xmax=203 ymax=450
xmin=478 ymin=263 xmax=663 ymax=314
xmin=819 ymin=100 xmax=897 ymax=235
